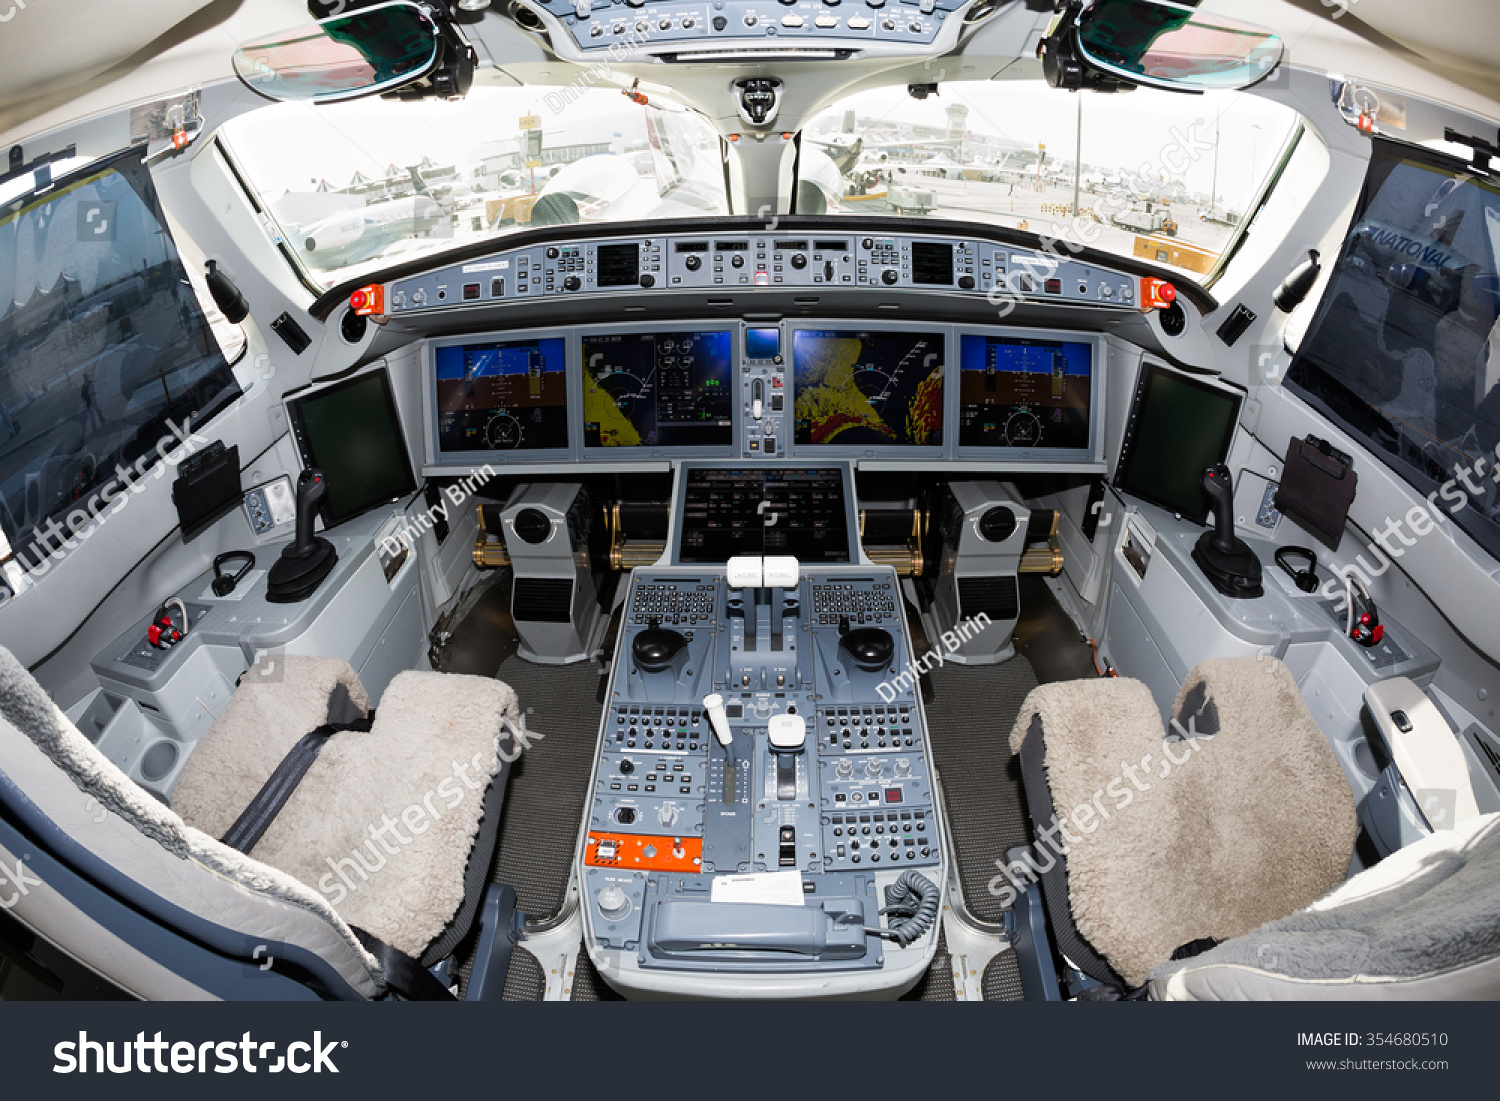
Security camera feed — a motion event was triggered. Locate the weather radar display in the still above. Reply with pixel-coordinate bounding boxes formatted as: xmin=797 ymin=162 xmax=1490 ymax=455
xmin=434 ymin=337 xmax=568 ymax=453
xmin=792 ymin=330 xmax=944 ymax=448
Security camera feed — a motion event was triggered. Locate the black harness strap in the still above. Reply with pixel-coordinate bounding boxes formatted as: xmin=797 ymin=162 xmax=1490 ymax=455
xmin=352 ymin=927 xmax=457 ymax=1001
xmin=1017 ymin=716 xmax=1126 ymax=990
xmin=219 ymin=714 xmax=373 ymax=854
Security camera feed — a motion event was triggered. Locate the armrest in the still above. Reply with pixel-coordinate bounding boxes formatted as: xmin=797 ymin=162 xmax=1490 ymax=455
xmin=1363 ymin=677 xmax=1481 ymax=830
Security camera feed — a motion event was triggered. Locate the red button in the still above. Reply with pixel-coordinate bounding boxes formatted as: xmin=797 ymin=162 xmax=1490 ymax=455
xmin=148 ymin=625 xmax=161 ymax=646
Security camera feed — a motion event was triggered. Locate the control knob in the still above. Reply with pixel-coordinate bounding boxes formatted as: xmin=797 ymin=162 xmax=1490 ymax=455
xmin=835 ymin=759 xmax=853 ymax=778
xmin=790 ymin=253 xmax=807 ymax=270
xmin=597 ymin=884 xmax=630 ymax=918
xmin=958 ymin=274 xmax=975 ymax=290
xmin=684 ymin=255 xmax=702 ymax=272
xmin=866 ymin=759 xmax=883 ymax=778
xmin=881 ymin=268 xmax=899 ymax=285
xmin=658 ymin=803 xmax=680 ymax=828
xmin=563 ymin=274 xmax=582 ymax=291
xmin=895 ymin=758 xmax=911 ymax=776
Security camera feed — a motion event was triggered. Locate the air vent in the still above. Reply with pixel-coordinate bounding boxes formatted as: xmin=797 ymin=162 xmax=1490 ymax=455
xmin=957 ymin=575 xmax=1019 ymax=622
xmin=514 ymin=577 xmax=573 ymax=623
xmin=1464 ymin=724 xmax=1500 ymax=787
xmin=964 ymin=0 xmax=1002 ymax=23
xmin=509 ymin=2 xmax=545 ymax=30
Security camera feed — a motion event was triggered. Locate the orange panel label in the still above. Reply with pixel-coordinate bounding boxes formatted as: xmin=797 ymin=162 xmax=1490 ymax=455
xmin=586 ymin=832 xmax=702 ymax=873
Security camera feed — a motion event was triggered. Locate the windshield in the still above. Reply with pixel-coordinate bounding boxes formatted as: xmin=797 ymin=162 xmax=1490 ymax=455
xmin=220 ymin=84 xmax=730 ymax=289
xmin=800 ymin=81 xmax=1299 ymax=281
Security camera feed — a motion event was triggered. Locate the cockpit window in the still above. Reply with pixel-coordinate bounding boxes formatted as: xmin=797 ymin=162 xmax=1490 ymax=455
xmin=1289 ymin=139 xmax=1500 ymax=560
xmin=219 ymin=85 xmax=729 ymax=289
xmin=0 ymin=147 xmax=240 ymax=587
xmin=799 ymin=81 xmax=1299 ymax=281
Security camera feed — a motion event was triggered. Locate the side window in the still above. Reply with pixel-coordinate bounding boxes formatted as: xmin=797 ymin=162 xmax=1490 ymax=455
xmin=0 ymin=148 xmax=241 ymax=587
xmin=1289 ymin=139 xmax=1500 ymax=559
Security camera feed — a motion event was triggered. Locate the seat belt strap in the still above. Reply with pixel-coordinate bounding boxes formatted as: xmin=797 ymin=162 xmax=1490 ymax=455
xmin=351 ymin=927 xmax=457 ymax=1001
xmin=219 ymin=714 xmax=373 ymax=854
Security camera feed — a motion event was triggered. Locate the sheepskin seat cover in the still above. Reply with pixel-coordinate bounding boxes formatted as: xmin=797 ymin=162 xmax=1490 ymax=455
xmin=1152 ymin=811 xmax=1500 ymax=1000
xmin=1008 ymin=657 xmax=1358 ymax=987
xmin=174 ymin=656 xmax=518 ymax=959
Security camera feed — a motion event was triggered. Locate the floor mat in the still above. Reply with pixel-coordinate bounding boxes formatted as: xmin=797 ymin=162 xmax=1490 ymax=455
xmin=487 ymin=656 xmax=605 ymax=922
xmin=982 ymin=950 xmax=1027 ymax=1001
xmin=569 ymin=942 xmax=626 ymax=1001
xmin=899 ymin=927 xmax=956 ymax=1001
xmin=501 ymin=945 xmax=547 ymax=1002
xmin=923 ymin=657 xmax=1039 ymax=925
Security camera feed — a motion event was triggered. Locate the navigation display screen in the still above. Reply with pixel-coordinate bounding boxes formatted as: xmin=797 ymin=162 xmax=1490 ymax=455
xmin=958 ymin=334 xmax=1093 ymax=450
xmin=678 ymin=466 xmax=852 ymax=563
xmin=791 ymin=330 xmax=944 ymax=448
xmin=583 ymin=330 xmax=733 ymax=449
xmin=434 ymin=336 xmax=569 ymax=453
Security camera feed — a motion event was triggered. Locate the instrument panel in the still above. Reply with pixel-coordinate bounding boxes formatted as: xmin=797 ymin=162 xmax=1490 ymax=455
xmin=386 ymin=231 xmax=1137 ymax=315
xmin=421 ymin=321 xmax=1107 ymax=472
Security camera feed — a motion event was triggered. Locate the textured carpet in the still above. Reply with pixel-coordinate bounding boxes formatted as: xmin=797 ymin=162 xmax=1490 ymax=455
xmin=924 ymin=657 xmax=1040 ymax=924
xmin=982 ymin=949 xmax=1027 ymax=1002
xmin=500 ymin=945 xmax=547 ymax=1002
xmin=569 ymin=942 xmax=626 ymax=1001
xmin=900 ymin=927 xmax=957 ymax=1001
xmin=486 ymin=656 xmax=606 ymax=922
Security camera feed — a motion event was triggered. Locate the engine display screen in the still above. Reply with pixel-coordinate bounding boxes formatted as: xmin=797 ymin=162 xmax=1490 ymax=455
xmin=677 ymin=466 xmax=853 ymax=564
xmin=582 ymin=330 xmax=733 ymax=449
xmin=957 ymin=334 xmax=1093 ymax=451
xmin=792 ymin=330 xmax=944 ymax=449
xmin=911 ymin=241 xmax=954 ymax=285
xmin=433 ymin=336 xmax=569 ymax=453
xmin=597 ymin=242 xmax=640 ymax=288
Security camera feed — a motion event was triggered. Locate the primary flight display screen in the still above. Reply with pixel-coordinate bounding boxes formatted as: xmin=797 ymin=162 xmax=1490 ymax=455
xmin=433 ymin=336 xmax=569 ymax=453
xmin=958 ymin=334 xmax=1093 ymax=451
xmin=791 ymin=330 xmax=944 ymax=449
xmin=677 ymin=466 xmax=853 ymax=564
xmin=582 ymin=330 xmax=733 ymax=449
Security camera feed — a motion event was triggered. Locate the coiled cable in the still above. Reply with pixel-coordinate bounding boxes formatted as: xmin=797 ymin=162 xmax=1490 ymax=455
xmin=866 ymin=870 xmax=940 ymax=947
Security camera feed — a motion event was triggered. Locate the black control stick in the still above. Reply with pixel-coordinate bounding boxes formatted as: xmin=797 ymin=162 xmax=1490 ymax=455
xmin=266 ymin=469 xmax=338 ymax=603
xmin=1191 ymin=464 xmax=1263 ymax=599
xmin=292 ymin=468 xmax=327 ymax=555
xmin=1202 ymin=462 xmax=1238 ymax=555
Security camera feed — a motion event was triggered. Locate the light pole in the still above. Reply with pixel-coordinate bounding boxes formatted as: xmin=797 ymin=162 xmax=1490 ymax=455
xmin=1072 ymin=94 xmax=1083 ymax=218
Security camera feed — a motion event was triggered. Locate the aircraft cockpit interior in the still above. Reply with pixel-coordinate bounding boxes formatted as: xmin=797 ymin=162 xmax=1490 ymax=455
xmin=2 ymin=0 xmax=1500 ymax=1023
